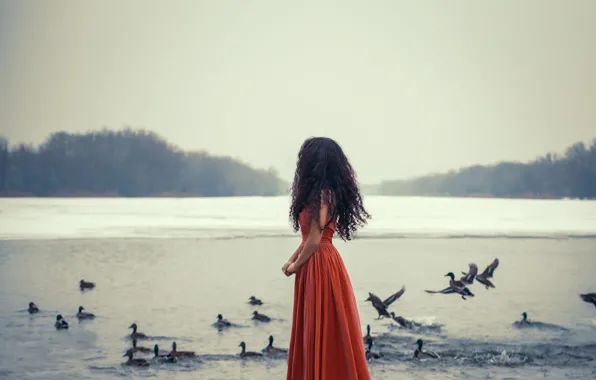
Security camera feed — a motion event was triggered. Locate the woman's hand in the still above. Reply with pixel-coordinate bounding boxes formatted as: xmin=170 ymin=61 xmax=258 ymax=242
xmin=282 ymin=261 xmax=293 ymax=277
xmin=286 ymin=262 xmax=300 ymax=274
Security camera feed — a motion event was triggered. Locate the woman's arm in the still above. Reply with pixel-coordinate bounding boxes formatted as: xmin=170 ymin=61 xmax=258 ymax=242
xmin=287 ymin=200 xmax=329 ymax=273
xmin=282 ymin=246 xmax=302 ymax=276
xmin=286 ymin=246 xmax=301 ymax=264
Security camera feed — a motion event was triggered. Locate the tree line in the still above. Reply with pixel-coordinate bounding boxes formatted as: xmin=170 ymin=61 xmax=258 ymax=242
xmin=380 ymin=138 xmax=596 ymax=199
xmin=0 ymin=129 xmax=285 ymax=197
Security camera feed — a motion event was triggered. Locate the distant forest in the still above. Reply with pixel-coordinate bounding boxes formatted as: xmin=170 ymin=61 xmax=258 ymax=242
xmin=380 ymin=138 xmax=596 ymax=199
xmin=0 ymin=129 xmax=284 ymax=197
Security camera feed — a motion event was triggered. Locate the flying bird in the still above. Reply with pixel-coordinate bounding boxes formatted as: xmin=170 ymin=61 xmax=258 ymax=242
xmin=460 ymin=263 xmax=478 ymax=285
xmin=580 ymin=293 xmax=596 ymax=309
xmin=476 ymin=258 xmax=499 ymax=289
xmin=425 ymin=272 xmax=474 ymax=300
xmin=365 ymin=286 xmax=406 ymax=319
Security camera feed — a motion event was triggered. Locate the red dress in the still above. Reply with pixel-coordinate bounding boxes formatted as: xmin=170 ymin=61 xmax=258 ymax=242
xmin=287 ymin=210 xmax=371 ymax=380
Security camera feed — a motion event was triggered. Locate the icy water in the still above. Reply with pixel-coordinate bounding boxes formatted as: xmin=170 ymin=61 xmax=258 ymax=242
xmin=1 ymin=196 xmax=596 ymax=380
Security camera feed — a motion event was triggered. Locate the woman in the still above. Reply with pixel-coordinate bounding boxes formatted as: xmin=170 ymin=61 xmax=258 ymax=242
xmin=283 ymin=137 xmax=371 ymax=380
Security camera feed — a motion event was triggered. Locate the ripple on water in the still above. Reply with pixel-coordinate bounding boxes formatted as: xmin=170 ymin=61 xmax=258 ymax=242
xmin=2 ymin=235 xmax=596 ymax=379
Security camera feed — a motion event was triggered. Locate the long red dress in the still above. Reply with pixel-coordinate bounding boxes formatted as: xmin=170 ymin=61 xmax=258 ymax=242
xmin=287 ymin=210 xmax=371 ymax=380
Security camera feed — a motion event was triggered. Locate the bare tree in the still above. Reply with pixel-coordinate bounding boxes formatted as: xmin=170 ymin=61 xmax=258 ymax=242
xmin=0 ymin=136 xmax=8 ymax=193
xmin=381 ymin=138 xmax=596 ymax=199
xmin=0 ymin=130 xmax=283 ymax=197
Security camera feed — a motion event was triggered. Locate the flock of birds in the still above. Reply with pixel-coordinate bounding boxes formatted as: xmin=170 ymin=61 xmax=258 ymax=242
xmin=26 ymin=281 xmax=288 ymax=367
xmin=362 ymin=258 xmax=596 ymax=360
xmin=24 ymin=260 xmax=596 ymax=367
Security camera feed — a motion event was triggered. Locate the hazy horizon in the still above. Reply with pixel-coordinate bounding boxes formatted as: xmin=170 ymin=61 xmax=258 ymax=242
xmin=2 ymin=127 xmax=594 ymax=186
xmin=1 ymin=1 xmax=595 ymax=183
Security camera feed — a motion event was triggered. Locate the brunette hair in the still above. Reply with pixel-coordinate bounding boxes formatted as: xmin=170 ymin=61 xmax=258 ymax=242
xmin=289 ymin=137 xmax=370 ymax=240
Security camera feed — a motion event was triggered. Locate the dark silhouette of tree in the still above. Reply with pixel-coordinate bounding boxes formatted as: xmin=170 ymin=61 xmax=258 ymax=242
xmin=0 ymin=136 xmax=8 ymax=192
xmin=380 ymin=138 xmax=596 ymax=199
xmin=1 ymin=129 xmax=284 ymax=197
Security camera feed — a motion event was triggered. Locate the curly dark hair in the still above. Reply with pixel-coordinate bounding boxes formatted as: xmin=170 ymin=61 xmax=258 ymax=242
xmin=290 ymin=137 xmax=370 ymax=241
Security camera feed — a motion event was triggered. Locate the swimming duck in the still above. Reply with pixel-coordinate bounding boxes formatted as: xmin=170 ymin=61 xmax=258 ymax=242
xmin=128 ymin=323 xmax=147 ymax=339
xmin=365 ymin=286 xmax=406 ymax=319
xmin=169 ymin=341 xmax=196 ymax=358
xmin=252 ymin=311 xmax=271 ymax=322
xmin=414 ymin=339 xmax=439 ymax=359
xmin=460 ymin=263 xmax=478 ymax=285
xmin=389 ymin=312 xmax=412 ymax=329
xmin=363 ymin=324 xmax=372 ymax=342
xmin=579 ymin=293 xmax=596 ymax=309
xmin=513 ymin=312 xmax=532 ymax=327
xmin=76 ymin=306 xmax=95 ymax=320
xmin=123 ymin=349 xmax=150 ymax=367
xmin=248 ymin=296 xmax=264 ymax=305
xmin=365 ymin=338 xmax=383 ymax=360
xmin=476 ymin=258 xmax=499 ymax=289
xmin=28 ymin=302 xmax=39 ymax=314
xmin=425 ymin=272 xmax=475 ymax=300
xmin=79 ymin=279 xmax=95 ymax=290
xmin=153 ymin=344 xmax=177 ymax=363
xmin=215 ymin=314 xmax=232 ymax=329
xmin=131 ymin=339 xmax=152 ymax=354
xmin=55 ymin=314 xmax=69 ymax=329
xmin=238 ymin=341 xmax=263 ymax=358
xmin=262 ymin=335 xmax=288 ymax=354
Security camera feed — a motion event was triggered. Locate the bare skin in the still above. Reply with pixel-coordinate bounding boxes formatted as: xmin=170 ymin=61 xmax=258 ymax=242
xmin=283 ymin=199 xmax=329 ymax=276
xmin=282 ymin=246 xmax=301 ymax=277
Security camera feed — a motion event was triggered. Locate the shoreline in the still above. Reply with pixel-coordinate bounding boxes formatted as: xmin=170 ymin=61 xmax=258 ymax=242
xmin=2 ymin=232 xmax=596 ymax=243
xmin=0 ymin=191 xmax=278 ymax=198
xmin=0 ymin=193 xmax=593 ymax=200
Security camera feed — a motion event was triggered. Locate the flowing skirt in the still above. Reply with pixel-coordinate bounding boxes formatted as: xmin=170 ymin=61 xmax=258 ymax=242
xmin=287 ymin=242 xmax=371 ymax=380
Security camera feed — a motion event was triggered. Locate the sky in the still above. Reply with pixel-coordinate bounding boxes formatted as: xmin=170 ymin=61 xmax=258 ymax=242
xmin=1 ymin=1 xmax=595 ymax=183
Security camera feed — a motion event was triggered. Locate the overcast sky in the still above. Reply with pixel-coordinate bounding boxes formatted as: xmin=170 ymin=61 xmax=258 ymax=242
xmin=1 ymin=1 xmax=595 ymax=183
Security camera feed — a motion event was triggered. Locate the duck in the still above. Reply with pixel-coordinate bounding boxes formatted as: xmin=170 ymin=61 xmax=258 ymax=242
xmin=389 ymin=312 xmax=412 ymax=329
xmin=152 ymin=344 xmax=177 ymax=363
xmin=215 ymin=314 xmax=232 ymax=329
xmin=169 ymin=341 xmax=196 ymax=358
xmin=55 ymin=314 xmax=69 ymax=329
xmin=414 ymin=339 xmax=439 ymax=359
xmin=28 ymin=302 xmax=39 ymax=314
xmin=79 ymin=279 xmax=95 ymax=290
xmin=76 ymin=306 xmax=95 ymax=320
xmin=425 ymin=272 xmax=475 ymax=300
xmin=122 ymin=349 xmax=150 ymax=367
xmin=131 ymin=339 xmax=152 ymax=354
xmin=364 ymin=286 xmax=406 ymax=319
xmin=460 ymin=263 xmax=478 ymax=285
xmin=425 ymin=286 xmax=472 ymax=299
xmin=445 ymin=272 xmax=469 ymax=290
xmin=476 ymin=258 xmax=499 ymax=289
xmin=238 ymin=341 xmax=263 ymax=358
xmin=128 ymin=323 xmax=147 ymax=339
xmin=248 ymin=296 xmax=264 ymax=305
xmin=365 ymin=337 xmax=382 ymax=360
xmin=579 ymin=293 xmax=596 ymax=309
xmin=262 ymin=335 xmax=288 ymax=355
xmin=513 ymin=312 xmax=532 ymax=327
xmin=252 ymin=311 xmax=271 ymax=322
xmin=363 ymin=324 xmax=372 ymax=342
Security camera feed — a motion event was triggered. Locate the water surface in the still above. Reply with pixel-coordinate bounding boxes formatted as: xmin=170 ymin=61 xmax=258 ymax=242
xmin=0 ymin=197 xmax=595 ymax=379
